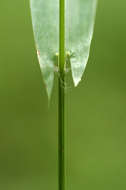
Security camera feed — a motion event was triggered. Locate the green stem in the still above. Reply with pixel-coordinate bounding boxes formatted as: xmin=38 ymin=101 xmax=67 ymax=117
xmin=58 ymin=76 xmax=65 ymax=190
xmin=58 ymin=0 xmax=65 ymax=190
xmin=59 ymin=0 xmax=65 ymax=71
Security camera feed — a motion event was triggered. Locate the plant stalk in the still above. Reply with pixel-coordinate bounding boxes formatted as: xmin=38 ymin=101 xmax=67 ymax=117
xmin=58 ymin=0 xmax=65 ymax=190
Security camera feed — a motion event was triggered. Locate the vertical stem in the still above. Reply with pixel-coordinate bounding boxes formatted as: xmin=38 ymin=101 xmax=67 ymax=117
xmin=58 ymin=0 xmax=65 ymax=190
xmin=59 ymin=0 xmax=65 ymax=71
xmin=58 ymin=76 xmax=65 ymax=190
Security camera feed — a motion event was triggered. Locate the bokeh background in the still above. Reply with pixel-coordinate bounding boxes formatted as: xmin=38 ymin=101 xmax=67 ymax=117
xmin=0 ymin=0 xmax=126 ymax=189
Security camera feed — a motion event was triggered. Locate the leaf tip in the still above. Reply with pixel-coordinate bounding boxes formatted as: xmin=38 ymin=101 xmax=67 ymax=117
xmin=73 ymin=77 xmax=81 ymax=87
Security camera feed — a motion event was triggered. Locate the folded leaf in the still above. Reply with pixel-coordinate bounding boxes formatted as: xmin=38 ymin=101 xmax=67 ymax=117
xmin=30 ymin=0 xmax=59 ymax=98
xmin=66 ymin=0 xmax=97 ymax=86
xmin=30 ymin=0 xmax=97 ymax=98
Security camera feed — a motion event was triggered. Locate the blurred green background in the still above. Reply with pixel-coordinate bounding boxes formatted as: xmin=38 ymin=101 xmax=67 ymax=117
xmin=0 ymin=0 xmax=126 ymax=189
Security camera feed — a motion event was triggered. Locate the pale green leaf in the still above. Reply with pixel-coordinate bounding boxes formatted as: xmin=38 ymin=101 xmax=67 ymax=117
xmin=30 ymin=0 xmax=59 ymax=98
xmin=66 ymin=0 xmax=97 ymax=86
xmin=30 ymin=0 xmax=97 ymax=98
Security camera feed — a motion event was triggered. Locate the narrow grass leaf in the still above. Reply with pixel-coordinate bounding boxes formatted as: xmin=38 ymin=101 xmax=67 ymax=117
xmin=30 ymin=0 xmax=59 ymax=98
xmin=66 ymin=0 xmax=97 ymax=86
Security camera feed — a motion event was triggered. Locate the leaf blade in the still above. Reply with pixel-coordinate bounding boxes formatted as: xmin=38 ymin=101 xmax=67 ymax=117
xmin=66 ymin=0 xmax=97 ymax=86
xmin=30 ymin=0 xmax=59 ymax=98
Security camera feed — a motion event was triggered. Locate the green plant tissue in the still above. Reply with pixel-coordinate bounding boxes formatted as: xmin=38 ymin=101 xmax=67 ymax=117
xmin=30 ymin=0 xmax=59 ymax=98
xmin=30 ymin=0 xmax=97 ymax=97
xmin=66 ymin=0 xmax=97 ymax=86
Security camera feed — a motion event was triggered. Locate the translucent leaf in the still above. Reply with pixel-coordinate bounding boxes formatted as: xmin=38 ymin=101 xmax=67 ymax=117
xmin=30 ymin=0 xmax=59 ymax=98
xmin=66 ymin=0 xmax=97 ymax=86
xmin=30 ymin=0 xmax=97 ymax=98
